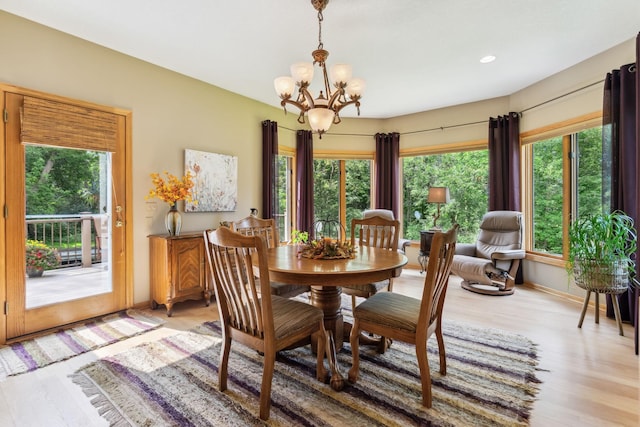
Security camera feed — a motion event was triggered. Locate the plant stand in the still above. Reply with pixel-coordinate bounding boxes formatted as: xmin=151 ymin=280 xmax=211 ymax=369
xmin=578 ymin=290 xmax=624 ymax=336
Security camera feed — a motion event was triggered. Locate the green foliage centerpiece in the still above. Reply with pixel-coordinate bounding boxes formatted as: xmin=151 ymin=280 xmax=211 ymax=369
xmin=567 ymin=210 xmax=637 ymax=294
xmin=290 ymin=229 xmax=309 ymax=245
xmin=298 ymin=237 xmax=355 ymax=260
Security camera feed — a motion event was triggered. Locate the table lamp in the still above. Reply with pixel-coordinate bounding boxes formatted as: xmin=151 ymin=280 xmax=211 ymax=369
xmin=427 ymin=187 xmax=450 ymax=229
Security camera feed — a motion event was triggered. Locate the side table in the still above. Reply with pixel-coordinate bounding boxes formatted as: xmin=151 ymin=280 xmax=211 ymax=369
xmin=148 ymin=232 xmax=211 ymax=316
xmin=418 ymin=230 xmax=436 ymax=273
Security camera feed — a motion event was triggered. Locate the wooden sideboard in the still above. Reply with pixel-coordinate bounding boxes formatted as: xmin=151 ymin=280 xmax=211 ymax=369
xmin=148 ymin=232 xmax=211 ymax=316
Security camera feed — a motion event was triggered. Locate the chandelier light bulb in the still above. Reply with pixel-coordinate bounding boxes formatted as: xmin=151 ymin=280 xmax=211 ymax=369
xmin=346 ymin=78 xmax=366 ymax=97
xmin=330 ymin=64 xmax=352 ymax=86
xmin=308 ymin=108 xmax=335 ymax=135
xmin=274 ymin=76 xmax=295 ymax=97
xmin=290 ymin=62 xmax=314 ymax=85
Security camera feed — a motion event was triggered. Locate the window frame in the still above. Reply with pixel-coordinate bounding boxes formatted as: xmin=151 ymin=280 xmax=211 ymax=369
xmin=276 ymin=145 xmax=296 ymax=243
xmin=400 ymin=139 xmax=488 ymax=242
xmin=311 ymin=151 xmax=374 ymax=241
xmin=521 ymin=112 xmax=602 ymax=267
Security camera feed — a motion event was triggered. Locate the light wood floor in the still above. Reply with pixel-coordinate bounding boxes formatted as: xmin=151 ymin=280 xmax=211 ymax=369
xmin=0 ymin=269 xmax=638 ymax=426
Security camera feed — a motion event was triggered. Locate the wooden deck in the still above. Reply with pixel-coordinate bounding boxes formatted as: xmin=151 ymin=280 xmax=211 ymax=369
xmin=26 ymin=264 xmax=110 ymax=309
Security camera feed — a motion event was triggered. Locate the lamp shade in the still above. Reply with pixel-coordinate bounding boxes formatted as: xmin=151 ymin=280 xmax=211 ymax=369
xmin=427 ymin=187 xmax=450 ymax=204
xmin=290 ymin=62 xmax=314 ymax=84
xmin=274 ymin=76 xmax=295 ymax=97
xmin=307 ymin=108 xmax=335 ymax=134
xmin=330 ymin=63 xmax=352 ymax=85
xmin=346 ymin=78 xmax=366 ymax=97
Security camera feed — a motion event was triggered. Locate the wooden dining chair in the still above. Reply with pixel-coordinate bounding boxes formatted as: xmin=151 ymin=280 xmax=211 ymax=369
xmin=348 ymin=224 xmax=459 ymax=408
xmin=204 ymin=227 xmax=329 ymax=420
xmin=343 ymin=215 xmax=400 ymax=311
xmin=231 ymin=216 xmax=310 ymax=298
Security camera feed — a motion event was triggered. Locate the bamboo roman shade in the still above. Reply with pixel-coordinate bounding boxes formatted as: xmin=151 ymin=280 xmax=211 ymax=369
xmin=20 ymin=96 xmax=118 ymax=152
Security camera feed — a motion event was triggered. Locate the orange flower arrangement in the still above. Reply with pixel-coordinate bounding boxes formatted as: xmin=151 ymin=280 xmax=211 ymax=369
xmin=146 ymin=171 xmax=196 ymax=206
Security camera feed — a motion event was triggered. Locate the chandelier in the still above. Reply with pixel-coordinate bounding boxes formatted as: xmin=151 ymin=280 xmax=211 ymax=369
xmin=274 ymin=0 xmax=365 ymax=138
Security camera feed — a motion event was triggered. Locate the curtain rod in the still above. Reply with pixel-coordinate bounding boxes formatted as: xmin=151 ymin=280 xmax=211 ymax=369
xmin=276 ymin=78 xmax=606 ymax=137
xmin=401 ymin=120 xmax=487 ymax=136
xmin=277 ymin=124 xmax=373 ymax=137
xmin=519 ymin=79 xmax=604 ymax=114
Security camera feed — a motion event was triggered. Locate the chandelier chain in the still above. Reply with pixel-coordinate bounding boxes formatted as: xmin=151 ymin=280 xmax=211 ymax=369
xmin=317 ymin=10 xmax=324 ymax=50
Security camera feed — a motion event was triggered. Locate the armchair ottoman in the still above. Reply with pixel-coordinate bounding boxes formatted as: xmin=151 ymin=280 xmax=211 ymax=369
xmin=451 ymin=210 xmax=525 ymax=296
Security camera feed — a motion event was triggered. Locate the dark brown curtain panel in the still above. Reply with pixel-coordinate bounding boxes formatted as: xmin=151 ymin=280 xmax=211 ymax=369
xmin=488 ymin=113 xmax=522 ymax=284
xmin=261 ymin=120 xmax=278 ymax=219
xmin=488 ymin=113 xmax=521 ymax=212
xmin=374 ymin=132 xmax=400 ymax=219
xmin=603 ymin=58 xmax=638 ymax=329
xmin=296 ymin=130 xmax=314 ymax=234
xmin=636 ymin=31 xmax=640 ymax=354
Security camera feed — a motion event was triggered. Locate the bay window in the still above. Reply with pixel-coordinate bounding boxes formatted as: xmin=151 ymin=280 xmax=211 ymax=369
xmin=402 ymin=147 xmax=489 ymax=243
xmin=522 ymin=114 xmax=605 ymax=261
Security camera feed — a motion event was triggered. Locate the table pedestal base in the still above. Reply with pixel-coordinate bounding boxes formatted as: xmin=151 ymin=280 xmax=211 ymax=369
xmin=310 ymin=286 xmax=345 ymax=390
xmin=309 ymin=285 xmax=391 ymax=390
xmin=264 ymin=245 xmax=407 ymax=391
xmin=310 ymin=286 xmax=344 ymax=350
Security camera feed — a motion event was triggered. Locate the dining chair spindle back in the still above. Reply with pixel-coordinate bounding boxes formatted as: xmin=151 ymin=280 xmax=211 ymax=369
xmin=348 ymin=224 xmax=459 ymax=408
xmin=204 ymin=227 xmax=329 ymax=420
xmin=342 ymin=215 xmax=401 ymax=312
xmin=231 ymin=216 xmax=310 ymax=298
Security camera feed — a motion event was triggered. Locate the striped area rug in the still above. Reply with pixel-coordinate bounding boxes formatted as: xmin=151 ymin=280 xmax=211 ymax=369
xmin=0 ymin=310 xmax=164 ymax=380
xmin=72 ymin=318 xmax=541 ymax=426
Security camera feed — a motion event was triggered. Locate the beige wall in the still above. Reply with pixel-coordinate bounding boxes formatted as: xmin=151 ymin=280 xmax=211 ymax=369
xmin=1 ymin=11 xmax=637 ymax=302
xmin=0 ymin=11 xmax=287 ymax=303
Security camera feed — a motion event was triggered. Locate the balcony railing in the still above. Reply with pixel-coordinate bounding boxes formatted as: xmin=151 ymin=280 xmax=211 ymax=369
xmin=26 ymin=214 xmax=106 ymax=268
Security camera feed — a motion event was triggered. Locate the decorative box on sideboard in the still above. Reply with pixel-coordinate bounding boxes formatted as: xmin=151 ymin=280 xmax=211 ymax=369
xmin=148 ymin=232 xmax=211 ymax=316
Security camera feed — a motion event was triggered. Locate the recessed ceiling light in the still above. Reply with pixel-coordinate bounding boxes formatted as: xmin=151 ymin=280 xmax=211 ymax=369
xmin=480 ymin=55 xmax=496 ymax=64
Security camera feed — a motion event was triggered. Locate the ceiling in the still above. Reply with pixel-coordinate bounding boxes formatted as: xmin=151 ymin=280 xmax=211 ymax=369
xmin=1 ymin=0 xmax=638 ymax=119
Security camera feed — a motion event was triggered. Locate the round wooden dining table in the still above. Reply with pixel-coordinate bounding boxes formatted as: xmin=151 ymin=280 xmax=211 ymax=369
xmin=261 ymin=244 xmax=408 ymax=390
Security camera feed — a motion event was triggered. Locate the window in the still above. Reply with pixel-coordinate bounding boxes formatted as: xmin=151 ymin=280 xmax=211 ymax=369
xmin=523 ymin=116 xmax=604 ymax=261
xmin=313 ymin=158 xmax=371 ymax=239
xmin=313 ymin=159 xmax=341 ymax=236
xmin=275 ymin=153 xmax=293 ymax=242
xmin=575 ymin=127 xmax=606 ymax=219
xmin=402 ymin=149 xmax=488 ymax=243
xmin=345 ymin=160 xmax=371 ymax=237
xmin=531 ymin=136 xmax=564 ymax=254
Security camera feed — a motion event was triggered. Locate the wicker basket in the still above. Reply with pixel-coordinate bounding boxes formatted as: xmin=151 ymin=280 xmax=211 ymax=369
xmin=573 ymin=259 xmax=629 ymax=294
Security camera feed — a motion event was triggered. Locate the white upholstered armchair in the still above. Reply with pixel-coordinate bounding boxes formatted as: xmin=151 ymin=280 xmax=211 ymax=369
xmin=450 ymin=210 xmax=525 ymax=296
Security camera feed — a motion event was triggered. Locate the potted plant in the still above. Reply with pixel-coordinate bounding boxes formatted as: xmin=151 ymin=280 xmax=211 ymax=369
xmin=567 ymin=210 xmax=637 ymax=294
xmin=26 ymin=240 xmax=61 ymax=278
xmin=290 ymin=229 xmax=309 ymax=245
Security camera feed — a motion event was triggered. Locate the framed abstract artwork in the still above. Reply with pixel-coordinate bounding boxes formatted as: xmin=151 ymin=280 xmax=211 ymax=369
xmin=184 ymin=149 xmax=238 ymax=212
